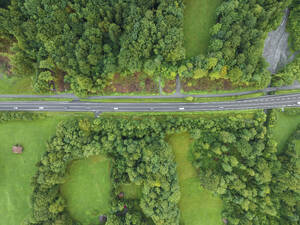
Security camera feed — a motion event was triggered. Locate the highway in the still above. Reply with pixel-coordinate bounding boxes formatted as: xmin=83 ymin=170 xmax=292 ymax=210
xmin=1 ymin=93 xmax=300 ymax=113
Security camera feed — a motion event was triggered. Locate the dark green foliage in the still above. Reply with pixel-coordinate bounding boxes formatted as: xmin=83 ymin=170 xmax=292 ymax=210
xmin=0 ymin=111 xmax=39 ymax=122
xmin=288 ymin=0 xmax=300 ymax=51
xmin=26 ymin=112 xmax=299 ymax=224
xmin=181 ymin=0 xmax=293 ymax=89
xmin=271 ymin=125 xmax=300 ymax=224
xmin=27 ymin=118 xmax=181 ymax=225
xmin=2 ymin=0 xmax=185 ymax=96
xmin=271 ymin=54 xmax=300 ymax=86
xmin=0 ymin=0 xmax=10 ymax=8
xmin=191 ymin=111 xmax=299 ymax=225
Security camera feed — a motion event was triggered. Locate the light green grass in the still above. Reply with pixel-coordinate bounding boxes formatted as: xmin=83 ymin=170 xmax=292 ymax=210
xmin=100 ymin=111 xmax=258 ymax=119
xmin=0 ymin=116 xmax=74 ymax=225
xmin=83 ymin=92 xmax=264 ymax=103
xmin=0 ymin=98 xmax=72 ymax=101
xmin=61 ymin=155 xmax=111 ymax=225
xmin=167 ymin=133 xmax=223 ymax=225
xmin=275 ymin=89 xmax=300 ymax=95
xmin=0 ymin=75 xmax=34 ymax=94
xmin=272 ymin=110 xmax=300 ymax=152
xmin=184 ymin=0 xmax=222 ymax=57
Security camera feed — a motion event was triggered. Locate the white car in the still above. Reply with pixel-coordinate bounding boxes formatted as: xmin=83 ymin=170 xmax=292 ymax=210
xmin=39 ymin=106 xmax=44 ymax=110
xmin=297 ymin=102 xmax=300 ymax=105
xmin=113 ymin=107 xmax=119 ymax=110
xmin=14 ymin=106 xmax=18 ymax=110
xmin=179 ymin=107 xmax=185 ymax=110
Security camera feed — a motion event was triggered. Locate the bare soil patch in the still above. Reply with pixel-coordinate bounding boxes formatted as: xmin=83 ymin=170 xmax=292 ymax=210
xmin=54 ymin=69 xmax=69 ymax=92
xmin=103 ymin=72 xmax=159 ymax=94
xmin=162 ymin=79 xmax=176 ymax=93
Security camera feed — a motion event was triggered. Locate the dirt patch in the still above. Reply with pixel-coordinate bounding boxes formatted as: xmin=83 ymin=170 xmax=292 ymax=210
xmin=162 ymin=79 xmax=176 ymax=93
xmin=181 ymin=77 xmax=236 ymax=92
xmin=103 ymin=72 xmax=159 ymax=94
xmin=54 ymin=69 xmax=69 ymax=92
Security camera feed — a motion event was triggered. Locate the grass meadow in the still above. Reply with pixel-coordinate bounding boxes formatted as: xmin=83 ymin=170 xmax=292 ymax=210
xmin=0 ymin=113 xmax=92 ymax=225
xmin=272 ymin=110 xmax=300 ymax=152
xmin=0 ymin=75 xmax=34 ymax=94
xmin=61 ymin=155 xmax=111 ymax=225
xmin=0 ymin=117 xmax=66 ymax=224
xmin=167 ymin=133 xmax=223 ymax=225
xmin=183 ymin=0 xmax=222 ymax=57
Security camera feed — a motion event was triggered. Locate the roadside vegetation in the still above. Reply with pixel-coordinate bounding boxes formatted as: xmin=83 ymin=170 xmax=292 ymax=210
xmin=82 ymin=92 xmax=264 ymax=103
xmin=0 ymin=75 xmax=33 ymax=94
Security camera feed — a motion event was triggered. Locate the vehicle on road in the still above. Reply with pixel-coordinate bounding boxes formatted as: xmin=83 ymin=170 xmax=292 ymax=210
xmin=14 ymin=106 xmax=18 ymax=110
xmin=179 ymin=107 xmax=185 ymax=110
xmin=113 ymin=107 xmax=119 ymax=110
xmin=39 ymin=106 xmax=44 ymax=110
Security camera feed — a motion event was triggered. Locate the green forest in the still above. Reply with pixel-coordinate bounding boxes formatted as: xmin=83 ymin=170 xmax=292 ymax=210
xmin=0 ymin=112 xmax=293 ymax=225
xmin=0 ymin=0 xmax=299 ymax=95
xmin=0 ymin=0 xmax=300 ymax=224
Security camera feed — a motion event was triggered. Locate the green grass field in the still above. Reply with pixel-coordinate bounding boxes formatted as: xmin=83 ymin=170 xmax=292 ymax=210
xmin=0 ymin=113 xmax=92 ymax=225
xmin=61 ymin=155 xmax=111 ymax=225
xmin=83 ymin=92 xmax=264 ymax=103
xmin=272 ymin=110 xmax=300 ymax=152
xmin=167 ymin=133 xmax=223 ymax=225
xmin=0 ymin=75 xmax=34 ymax=94
xmin=184 ymin=0 xmax=222 ymax=57
xmin=0 ymin=116 xmax=71 ymax=225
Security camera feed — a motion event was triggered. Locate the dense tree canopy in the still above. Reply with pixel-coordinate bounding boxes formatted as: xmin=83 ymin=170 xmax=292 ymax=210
xmin=14 ymin=112 xmax=297 ymax=225
xmin=0 ymin=0 xmax=185 ymax=95
xmin=287 ymin=0 xmax=300 ymax=51
xmin=271 ymin=54 xmax=300 ymax=86
xmin=1 ymin=0 xmax=297 ymax=95
xmin=180 ymin=0 xmax=293 ymax=89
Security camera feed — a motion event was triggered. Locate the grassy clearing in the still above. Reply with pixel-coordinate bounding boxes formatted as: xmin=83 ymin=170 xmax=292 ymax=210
xmin=83 ymin=92 xmax=264 ymax=103
xmin=61 ymin=155 xmax=111 ymax=225
xmin=0 ymin=115 xmax=75 ymax=225
xmin=183 ymin=0 xmax=222 ymax=57
xmin=167 ymin=133 xmax=223 ymax=225
xmin=275 ymin=89 xmax=300 ymax=95
xmin=0 ymin=75 xmax=34 ymax=94
xmin=272 ymin=110 xmax=300 ymax=152
xmin=0 ymin=98 xmax=72 ymax=101
xmin=100 ymin=111 xmax=258 ymax=119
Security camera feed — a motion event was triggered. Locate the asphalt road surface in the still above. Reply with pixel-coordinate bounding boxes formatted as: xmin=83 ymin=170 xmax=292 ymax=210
xmin=1 ymin=93 xmax=300 ymax=113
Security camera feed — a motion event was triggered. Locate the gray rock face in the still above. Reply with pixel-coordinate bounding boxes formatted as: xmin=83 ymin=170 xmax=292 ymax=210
xmin=263 ymin=9 xmax=293 ymax=74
